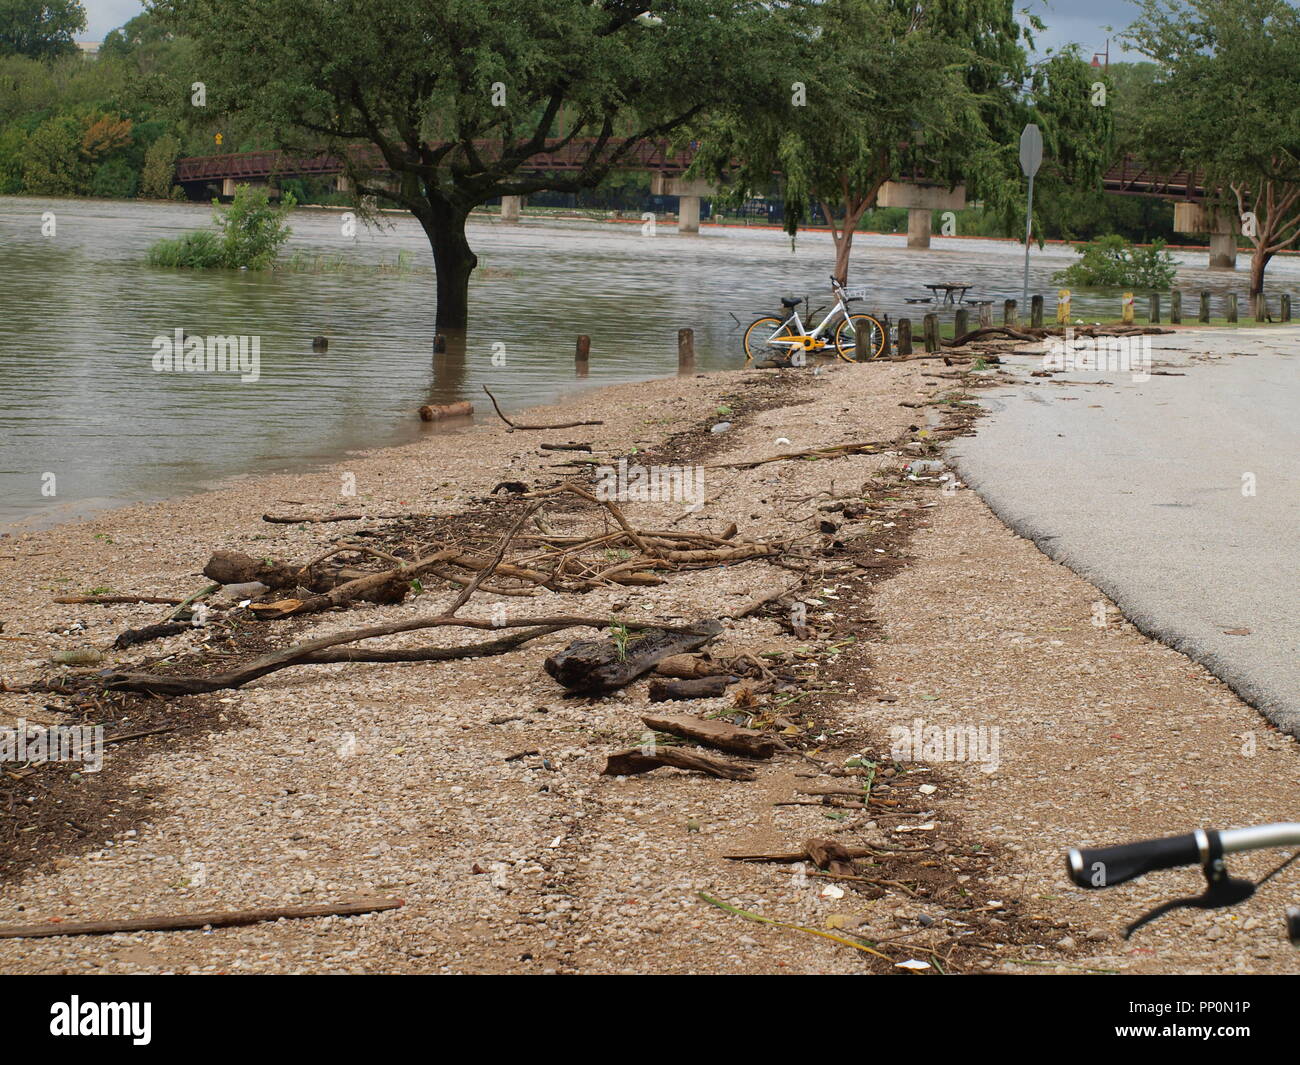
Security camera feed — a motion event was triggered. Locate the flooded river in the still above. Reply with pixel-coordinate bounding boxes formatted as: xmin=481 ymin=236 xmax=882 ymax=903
xmin=1 ymin=195 xmax=1295 ymax=527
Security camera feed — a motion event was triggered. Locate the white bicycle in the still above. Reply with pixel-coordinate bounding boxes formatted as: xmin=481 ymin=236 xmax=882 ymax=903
xmin=743 ymin=275 xmax=887 ymax=363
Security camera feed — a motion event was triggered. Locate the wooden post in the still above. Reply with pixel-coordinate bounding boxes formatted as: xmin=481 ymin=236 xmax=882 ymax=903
xmin=1254 ymin=293 xmax=1267 ymax=322
xmin=897 ymin=318 xmax=913 ymax=357
xmin=677 ymin=328 xmax=695 ymax=372
xmin=879 ymin=315 xmax=892 ymax=360
xmin=954 ymin=308 xmax=970 ymax=340
xmin=1226 ymin=293 xmax=1238 ymax=323
xmin=1199 ymin=291 xmax=1211 ymax=323
xmin=1031 ymin=294 xmax=1044 ymax=327
xmin=1282 ymin=293 xmax=1292 ymax=322
xmin=1003 ymin=299 xmax=1018 ymax=327
xmin=1149 ymin=293 xmax=1160 ymax=324
xmin=978 ymin=303 xmax=993 ymax=328
xmin=575 ymin=335 xmax=590 ymax=362
xmin=1056 ymin=289 xmax=1072 ymax=324
xmin=1170 ymin=290 xmax=1182 ymax=324
xmin=434 ymin=334 xmax=446 ymax=354
xmin=1121 ymin=292 xmax=1135 ymax=324
xmin=922 ymin=313 xmax=939 ymax=353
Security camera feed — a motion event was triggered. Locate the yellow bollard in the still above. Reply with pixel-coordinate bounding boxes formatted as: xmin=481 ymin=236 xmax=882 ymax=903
xmin=1121 ymin=291 xmax=1134 ymax=324
xmin=1057 ymin=288 xmax=1071 ymax=324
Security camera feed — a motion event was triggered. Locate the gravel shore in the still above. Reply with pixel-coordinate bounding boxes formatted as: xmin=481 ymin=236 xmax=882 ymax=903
xmin=1 ymin=351 xmax=1295 ymax=974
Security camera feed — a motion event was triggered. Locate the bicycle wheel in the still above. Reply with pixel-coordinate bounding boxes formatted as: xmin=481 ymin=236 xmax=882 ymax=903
xmin=834 ymin=313 xmax=887 ymax=362
xmin=743 ymin=316 xmax=798 ymax=363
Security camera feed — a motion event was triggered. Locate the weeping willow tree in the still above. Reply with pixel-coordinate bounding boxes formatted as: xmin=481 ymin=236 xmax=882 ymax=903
xmin=690 ymin=0 xmax=1113 ymax=282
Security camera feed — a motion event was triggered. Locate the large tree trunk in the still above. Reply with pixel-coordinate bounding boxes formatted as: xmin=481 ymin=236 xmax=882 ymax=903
xmin=419 ymin=198 xmax=478 ymax=333
xmin=1249 ymin=245 xmax=1271 ymax=297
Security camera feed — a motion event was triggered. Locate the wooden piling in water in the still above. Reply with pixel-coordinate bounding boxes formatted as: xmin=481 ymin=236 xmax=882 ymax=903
xmin=1003 ymin=299 xmax=1017 ymax=327
xmin=1030 ymin=294 xmax=1044 ymax=328
xmin=1170 ymin=290 xmax=1182 ymax=324
xmin=575 ymin=335 xmax=590 ymax=362
xmin=922 ymin=314 xmax=939 ymax=353
xmin=1282 ymin=293 xmax=1292 ymax=322
xmin=954 ymin=308 xmax=969 ymax=339
xmin=1149 ymin=294 xmax=1160 ymax=324
xmin=677 ymin=328 xmax=695 ymax=372
xmin=1254 ymin=293 xmax=1267 ymax=322
xmin=1199 ymin=291 xmax=1211 ymax=323
xmin=978 ymin=303 xmax=992 ymax=328
xmin=1226 ymin=293 xmax=1238 ymax=323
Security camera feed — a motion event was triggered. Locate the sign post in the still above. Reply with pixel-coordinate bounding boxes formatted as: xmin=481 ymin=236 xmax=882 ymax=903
xmin=1019 ymin=123 xmax=1043 ymax=309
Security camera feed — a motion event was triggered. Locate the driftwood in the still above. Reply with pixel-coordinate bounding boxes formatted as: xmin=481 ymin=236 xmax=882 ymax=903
xmin=539 ymin=442 xmax=592 ymax=452
xmin=483 ymin=386 xmax=604 ymax=431
xmin=723 ymin=838 xmax=876 ymax=873
xmin=244 ymin=550 xmax=462 ymax=620
xmin=113 ymin=621 xmax=191 ymax=649
xmin=715 ymin=439 xmax=890 ymax=470
xmin=0 ymin=897 xmax=403 ymax=940
xmin=647 ymin=675 xmax=733 ymax=701
xmin=544 ymin=620 xmax=722 ymax=693
xmin=66 ymin=614 xmax=705 ymax=697
xmin=53 ymin=594 xmax=182 ymax=606
xmin=939 ymin=323 xmax=1173 ymax=349
xmin=653 ymin=654 xmax=730 ymax=679
xmin=418 ymin=400 xmax=473 ymax=421
xmin=603 ymin=747 xmax=756 ymax=781
xmin=641 ymin=711 xmax=776 ymax=758
xmin=260 ymin=512 xmax=412 ymax=524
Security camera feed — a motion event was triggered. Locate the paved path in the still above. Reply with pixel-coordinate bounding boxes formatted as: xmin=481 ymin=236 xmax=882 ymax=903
xmin=949 ymin=328 xmax=1300 ymax=735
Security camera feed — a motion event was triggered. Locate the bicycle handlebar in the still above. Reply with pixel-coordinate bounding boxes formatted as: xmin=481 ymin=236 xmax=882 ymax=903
xmin=1067 ymin=823 xmax=1300 ymax=889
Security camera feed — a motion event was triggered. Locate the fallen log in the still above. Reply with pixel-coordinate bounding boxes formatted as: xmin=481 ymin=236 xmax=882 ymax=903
xmin=641 ymin=711 xmax=776 ymax=758
xmin=603 ymin=747 xmax=756 ymax=781
xmin=243 ymin=551 xmax=460 ymax=620
xmin=646 ymin=676 xmax=733 ymax=701
xmin=418 ymin=400 xmax=473 ymax=421
xmin=0 ymin=897 xmax=403 ymax=940
xmin=544 ymin=620 xmax=722 ymax=693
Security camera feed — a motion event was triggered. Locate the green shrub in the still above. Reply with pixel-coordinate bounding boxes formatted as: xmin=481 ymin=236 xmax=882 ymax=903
xmin=90 ymin=157 xmax=138 ymax=198
xmin=146 ymin=184 xmax=295 ymax=270
xmin=215 ymin=184 xmax=295 ymax=269
xmin=146 ymin=230 xmax=225 ymax=268
xmin=1054 ymin=234 xmax=1178 ymax=290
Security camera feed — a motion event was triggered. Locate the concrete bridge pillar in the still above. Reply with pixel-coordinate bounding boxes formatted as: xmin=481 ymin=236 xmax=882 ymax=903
xmin=876 ymin=181 xmax=966 ymax=250
xmin=500 ymin=195 xmax=521 ymax=223
xmin=651 ymin=174 xmax=715 ymax=235
xmin=906 ymin=208 xmax=931 ymax=249
xmin=1173 ymin=202 xmax=1238 ymax=270
xmin=677 ymin=195 xmax=701 ymax=234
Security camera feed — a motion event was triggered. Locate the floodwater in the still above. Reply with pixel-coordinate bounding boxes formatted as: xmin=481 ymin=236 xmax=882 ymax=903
xmin=1 ymin=195 xmax=1296 ymax=527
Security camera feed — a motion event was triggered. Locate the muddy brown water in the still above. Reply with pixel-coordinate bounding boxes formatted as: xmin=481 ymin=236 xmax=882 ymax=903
xmin=1 ymin=195 xmax=1293 ymax=528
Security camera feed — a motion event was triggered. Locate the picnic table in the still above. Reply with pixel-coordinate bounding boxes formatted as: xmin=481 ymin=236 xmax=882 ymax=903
xmin=924 ymin=282 xmax=975 ymax=305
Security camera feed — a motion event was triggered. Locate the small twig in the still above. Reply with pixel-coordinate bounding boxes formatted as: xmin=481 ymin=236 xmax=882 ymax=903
xmin=483 ymin=387 xmax=604 ymax=431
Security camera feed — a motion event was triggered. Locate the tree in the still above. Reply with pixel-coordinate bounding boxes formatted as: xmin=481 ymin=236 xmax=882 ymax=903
xmin=0 ymin=0 xmax=85 ymax=59
xmin=22 ymin=112 xmax=83 ymax=193
xmin=139 ymin=131 xmax=180 ymax=198
xmin=1125 ymin=0 xmax=1300 ymax=295
xmin=154 ymin=0 xmax=791 ymax=335
xmin=691 ymin=0 xmax=1111 ymax=283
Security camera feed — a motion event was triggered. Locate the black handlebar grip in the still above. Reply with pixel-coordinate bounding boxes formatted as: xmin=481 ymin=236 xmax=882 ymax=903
xmin=1066 ymin=830 xmax=1220 ymax=889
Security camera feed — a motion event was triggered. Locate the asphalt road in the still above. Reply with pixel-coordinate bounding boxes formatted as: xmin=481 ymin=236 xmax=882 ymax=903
xmin=948 ymin=327 xmax=1300 ymax=736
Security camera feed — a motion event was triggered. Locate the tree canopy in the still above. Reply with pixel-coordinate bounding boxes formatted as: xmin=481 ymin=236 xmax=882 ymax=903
xmin=0 ymin=0 xmax=85 ymax=59
xmin=1124 ymin=0 xmax=1300 ymax=293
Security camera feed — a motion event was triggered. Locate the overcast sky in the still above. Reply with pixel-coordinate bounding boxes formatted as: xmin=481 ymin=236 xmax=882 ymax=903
xmin=80 ymin=0 xmax=1149 ymax=58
